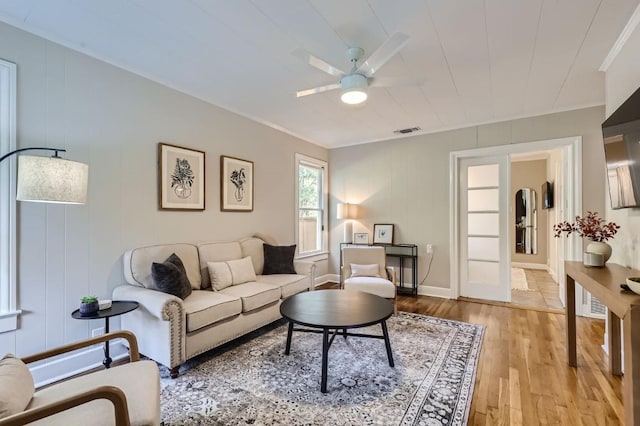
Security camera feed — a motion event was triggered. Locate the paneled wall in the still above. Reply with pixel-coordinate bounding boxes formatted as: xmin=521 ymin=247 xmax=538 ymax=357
xmin=0 ymin=22 xmax=328 ymax=362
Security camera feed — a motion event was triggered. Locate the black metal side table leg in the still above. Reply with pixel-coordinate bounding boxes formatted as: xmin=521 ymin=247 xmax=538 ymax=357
xmin=103 ymin=318 xmax=112 ymax=369
xmin=321 ymin=328 xmax=329 ymax=393
xmin=285 ymin=321 xmax=294 ymax=355
xmin=381 ymin=320 xmax=394 ymax=367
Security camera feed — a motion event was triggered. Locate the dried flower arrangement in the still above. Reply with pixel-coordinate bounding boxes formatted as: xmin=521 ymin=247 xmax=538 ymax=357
xmin=553 ymin=211 xmax=620 ymax=242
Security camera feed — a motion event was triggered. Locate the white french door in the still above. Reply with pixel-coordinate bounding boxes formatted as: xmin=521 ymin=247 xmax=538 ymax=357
xmin=459 ymin=155 xmax=510 ymax=302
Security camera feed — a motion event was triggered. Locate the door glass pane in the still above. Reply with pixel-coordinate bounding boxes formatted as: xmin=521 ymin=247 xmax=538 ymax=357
xmin=468 ymin=261 xmax=500 ymax=286
xmin=468 ymin=188 xmax=499 ymax=211
xmin=468 ymin=212 xmax=499 ymax=235
xmin=468 ymin=237 xmax=499 ymax=261
xmin=468 ymin=164 xmax=499 ymax=188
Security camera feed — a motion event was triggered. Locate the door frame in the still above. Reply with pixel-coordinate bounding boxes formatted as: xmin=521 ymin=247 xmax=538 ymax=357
xmin=450 ymin=136 xmax=582 ymax=301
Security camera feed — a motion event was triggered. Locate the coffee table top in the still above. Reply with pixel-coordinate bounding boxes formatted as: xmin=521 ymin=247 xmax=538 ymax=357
xmin=280 ymin=290 xmax=393 ymax=329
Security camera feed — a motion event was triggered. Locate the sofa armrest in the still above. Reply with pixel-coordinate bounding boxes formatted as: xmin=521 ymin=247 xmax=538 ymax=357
xmin=0 ymin=386 xmax=131 ymax=426
xmin=21 ymin=331 xmax=139 ymax=365
xmin=385 ymin=266 xmax=397 ymax=286
xmin=294 ymin=260 xmax=316 ymax=291
xmin=113 ymin=285 xmax=183 ymax=321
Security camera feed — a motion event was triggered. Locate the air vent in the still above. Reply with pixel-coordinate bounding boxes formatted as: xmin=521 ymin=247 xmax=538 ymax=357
xmin=393 ymin=126 xmax=421 ymax=135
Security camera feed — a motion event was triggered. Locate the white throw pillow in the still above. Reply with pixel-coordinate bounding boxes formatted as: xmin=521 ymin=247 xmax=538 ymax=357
xmin=207 ymin=261 xmax=233 ymax=291
xmin=228 ymin=256 xmax=257 ymax=285
xmin=350 ymin=263 xmax=380 ymax=278
xmin=0 ymin=354 xmax=35 ymax=419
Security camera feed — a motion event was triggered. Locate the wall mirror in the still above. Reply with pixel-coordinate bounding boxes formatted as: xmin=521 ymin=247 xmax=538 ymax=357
xmin=515 ymin=188 xmax=537 ymax=254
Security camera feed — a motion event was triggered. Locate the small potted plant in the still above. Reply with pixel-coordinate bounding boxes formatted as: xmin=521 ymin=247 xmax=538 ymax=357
xmin=79 ymin=296 xmax=99 ymax=316
xmin=554 ymin=211 xmax=620 ymax=263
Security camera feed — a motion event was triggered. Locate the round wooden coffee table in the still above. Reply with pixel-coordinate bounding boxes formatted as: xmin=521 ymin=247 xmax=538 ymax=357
xmin=280 ymin=289 xmax=394 ymax=393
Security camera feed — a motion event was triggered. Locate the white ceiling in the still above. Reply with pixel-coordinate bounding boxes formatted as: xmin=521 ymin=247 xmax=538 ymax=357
xmin=0 ymin=0 xmax=638 ymax=148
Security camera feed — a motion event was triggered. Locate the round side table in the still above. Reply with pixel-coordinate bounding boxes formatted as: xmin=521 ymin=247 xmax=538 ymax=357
xmin=71 ymin=300 xmax=138 ymax=368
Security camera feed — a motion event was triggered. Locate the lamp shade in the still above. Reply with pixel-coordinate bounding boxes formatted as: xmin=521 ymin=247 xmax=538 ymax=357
xmin=17 ymin=155 xmax=88 ymax=204
xmin=336 ymin=202 xmax=348 ymax=219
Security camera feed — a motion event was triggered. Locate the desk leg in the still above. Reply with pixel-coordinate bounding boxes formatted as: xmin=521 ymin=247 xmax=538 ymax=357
xmin=566 ymin=274 xmax=577 ymax=367
xmin=608 ymin=309 xmax=622 ymax=376
xmin=623 ymin=306 xmax=640 ymax=425
xmin=321 ymin=328 xmax=329 ymax=393
xmin=103 ymin=317 xmax=112 ymax=369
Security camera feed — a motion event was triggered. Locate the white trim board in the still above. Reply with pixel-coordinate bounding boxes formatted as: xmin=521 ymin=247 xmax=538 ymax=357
xmin=511 ymin=262 xmax=549 ymax=271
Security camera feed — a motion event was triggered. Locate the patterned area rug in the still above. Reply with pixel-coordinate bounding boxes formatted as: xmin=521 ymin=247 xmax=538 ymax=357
xmin=159 ymin=312 xmax=484 ymax=425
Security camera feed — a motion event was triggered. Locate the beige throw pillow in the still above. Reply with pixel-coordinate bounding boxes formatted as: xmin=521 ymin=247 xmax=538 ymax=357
xmin=350 ymin=263 xmax=380 ymax=278
xmin=0 ymin=354 xmax=35 ymax=419
xmin=207 ymin=262 xmax=233 ymax=291
xmin=228 ymin=257 xmax=257 ymax=285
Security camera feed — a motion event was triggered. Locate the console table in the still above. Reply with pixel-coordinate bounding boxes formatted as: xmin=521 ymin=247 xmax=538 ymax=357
xmin=340 ymin=243 xmax=418 ymax=295
xmin=565 ymin=261 xmax=640 ymax=425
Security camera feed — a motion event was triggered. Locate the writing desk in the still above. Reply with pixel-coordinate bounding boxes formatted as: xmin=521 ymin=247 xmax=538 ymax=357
xmin=565 ymin=261 xmax=640 ymax=425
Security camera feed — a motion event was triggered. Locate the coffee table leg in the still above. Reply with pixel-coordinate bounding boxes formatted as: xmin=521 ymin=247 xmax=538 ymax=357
xmin=342 ymin=328 xmax=347 ymax=339
xmin=321 ymin=328 xmax=329 ymax=393
xmin=285 ymin=321 xmax=294 ymax=355
xmin=381 ymin=320 xmax=394 ymax=367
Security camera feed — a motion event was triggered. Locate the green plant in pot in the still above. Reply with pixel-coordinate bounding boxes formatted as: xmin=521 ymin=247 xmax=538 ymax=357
xmin=79 ymin=296 xmax=99 ymax=316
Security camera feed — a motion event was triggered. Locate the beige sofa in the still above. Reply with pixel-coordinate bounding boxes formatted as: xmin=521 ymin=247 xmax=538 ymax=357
xmin=112 ymin=235 xmax=315 ymax=377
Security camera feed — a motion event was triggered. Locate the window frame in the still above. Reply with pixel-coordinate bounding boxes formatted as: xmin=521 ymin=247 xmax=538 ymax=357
xmin=0 ymin=58 xmax=19 ymax=333
xmin=295 ymin=153 xmax=328 ymax=259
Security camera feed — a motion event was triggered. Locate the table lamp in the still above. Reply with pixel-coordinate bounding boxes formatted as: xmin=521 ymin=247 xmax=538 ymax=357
xmin=336 ymin=202 xmax=357 ymax=243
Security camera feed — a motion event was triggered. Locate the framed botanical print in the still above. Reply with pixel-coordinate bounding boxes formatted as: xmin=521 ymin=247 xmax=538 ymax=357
xmin=158 ymin=143 xmax=205 ymax=210
xmin=220 ymin=155 xmax=254 ymax=212
xmin=373 ymin=224 xmax=394 ymax=244
xmin=353 ymin=232 xmax=369 ymax=244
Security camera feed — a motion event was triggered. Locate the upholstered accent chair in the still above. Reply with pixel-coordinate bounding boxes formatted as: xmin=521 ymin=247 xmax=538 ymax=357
xmin=0 ymin=331 xmax=160 ymax=426
xmin=341 ymin=246 xmax=398 ymax=314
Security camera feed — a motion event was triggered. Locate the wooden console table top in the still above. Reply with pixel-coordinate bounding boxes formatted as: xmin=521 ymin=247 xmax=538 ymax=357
xmin=565 ymin=261 xmax=640 ymax=425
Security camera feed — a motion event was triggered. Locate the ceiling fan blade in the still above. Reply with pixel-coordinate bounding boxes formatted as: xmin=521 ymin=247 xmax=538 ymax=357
xmin=356 ymin=32 xmax=410 ymax=77
xmin=370 ymin=76 xmax=425 ymax=88
xmin=296 ymin=83 xmax=341 ymax=98
xmin=292 ymin=48 xmax=346 ymax=77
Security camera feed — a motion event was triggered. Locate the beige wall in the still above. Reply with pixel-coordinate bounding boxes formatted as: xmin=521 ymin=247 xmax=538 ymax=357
xmin=330 ymin=106 xmax=605 ymax=290
xmin=511 ymin=159 xmax=548 ymax=265
xmin=604 ymin=21 xmax=640 ymax=269
xmin=0 ymin=22 xmax=328 ymax=357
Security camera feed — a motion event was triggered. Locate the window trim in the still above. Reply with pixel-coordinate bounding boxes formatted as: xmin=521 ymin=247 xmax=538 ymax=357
xmin=0 ymin=58 xmax=19 ymax=333
xmin=295 ymin=153 xmax=328 ymax=258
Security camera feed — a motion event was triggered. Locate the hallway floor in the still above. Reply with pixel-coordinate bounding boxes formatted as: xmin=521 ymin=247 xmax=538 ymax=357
xmin=511 ymin=268 xmax=563 ymax=311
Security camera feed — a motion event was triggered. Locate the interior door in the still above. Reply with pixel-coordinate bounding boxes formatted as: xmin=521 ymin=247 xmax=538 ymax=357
xmin=459 ymin=156 xmax=510 ymax=302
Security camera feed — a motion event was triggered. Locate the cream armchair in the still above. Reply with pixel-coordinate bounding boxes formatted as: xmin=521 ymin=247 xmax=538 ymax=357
xmin=341 ymin=246 xmax=398 ymax=314
xmin=0 ymin=331 xmax=160 ymax=426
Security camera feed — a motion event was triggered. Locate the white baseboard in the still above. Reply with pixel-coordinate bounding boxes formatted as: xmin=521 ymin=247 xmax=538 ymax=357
xmin=511 ymin=262 xmax=549 ymax=271
xmin=30 ymin=342 xmax=128 ymax=388
xmin=417 ymin=284 xmax=453 ymax=299
xmin=314 ymin=274 xmax=337 ymax=287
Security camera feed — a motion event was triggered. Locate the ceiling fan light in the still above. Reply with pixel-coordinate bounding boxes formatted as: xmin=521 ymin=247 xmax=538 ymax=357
xmin=340 ymin=74 xmax=368 ymax=105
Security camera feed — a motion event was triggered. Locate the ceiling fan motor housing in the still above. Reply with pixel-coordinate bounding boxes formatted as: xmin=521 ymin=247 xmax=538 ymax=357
xmin=341 ymin=73 xmax=367 ymax=91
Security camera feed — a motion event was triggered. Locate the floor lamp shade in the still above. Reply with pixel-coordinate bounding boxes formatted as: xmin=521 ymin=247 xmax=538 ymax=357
xmin=17 ymin=155 xmax=88 ymax=204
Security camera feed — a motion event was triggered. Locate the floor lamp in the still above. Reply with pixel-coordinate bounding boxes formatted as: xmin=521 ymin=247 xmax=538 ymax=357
xmin=0 ymin=147 xmax=88 ymax=203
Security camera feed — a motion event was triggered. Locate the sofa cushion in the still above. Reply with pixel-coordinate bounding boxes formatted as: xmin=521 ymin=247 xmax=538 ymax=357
xmin=0 ymin=354 xmax=34 ymax=419
xmin=239 ymin=237 xmax=265 ymax=275
xmin=151 ymin=253 xmax=193 ymax=299
xmin=197 ymin=241 xmax=243 ymax=289
xmin=227 ymin=257 xmax=257 ymax=284
xmin=26 ymin=360 xmax=160 ymax=425
xmin=262 ymin=244 xmax=297 ymax=275
xmin=207 ymin=261 xmax=233 ymax=291
xmin=183 ymin=290 xmax=242 ymax=332
xmin=219 ymin=282 xmax=281 ymax=312
xmin=350 ymin=263 xmax=380 ymax=278
xmin=257 ymin=274 xmax=309 ymax=298
xmin=125 ymin=243 xmax=201 ymax=289
xmin=344 ymin=277 xmax=396 ymax=299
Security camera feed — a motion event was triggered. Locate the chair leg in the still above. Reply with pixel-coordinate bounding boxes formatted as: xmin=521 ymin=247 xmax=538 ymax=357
xmin=170 ymin=366 xmax=180 ymax=378
xmin=393 ymin=297 xmax=398 ymax=315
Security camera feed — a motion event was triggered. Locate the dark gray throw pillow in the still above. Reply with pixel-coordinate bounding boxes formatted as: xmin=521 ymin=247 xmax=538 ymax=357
xmin=262 ymin=244 xmax=297 ymax=275
xmin=151 ymin=253 xmax=193 ymax=299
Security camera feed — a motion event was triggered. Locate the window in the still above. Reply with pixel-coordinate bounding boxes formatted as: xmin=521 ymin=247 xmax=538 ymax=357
xmin=295 ymin=154 xmax=328 ymax=257
xmin=0 ymin=58 xmax=18 ymax=332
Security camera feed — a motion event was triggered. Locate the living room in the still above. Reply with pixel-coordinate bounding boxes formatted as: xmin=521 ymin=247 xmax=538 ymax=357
xmin=2 ymin=1 xmax=640 ymax=425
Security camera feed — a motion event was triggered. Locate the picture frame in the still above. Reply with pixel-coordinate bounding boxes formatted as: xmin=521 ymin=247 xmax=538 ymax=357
xmin=353 ymin=232 xmax=369 ymax=245
xmin=158 ymin=142 xmax=205 ymax=211
xmin=373 ymin=224 xmax=394 ymax=244
xmin=220 ymin=155 xmax=254 ymax=212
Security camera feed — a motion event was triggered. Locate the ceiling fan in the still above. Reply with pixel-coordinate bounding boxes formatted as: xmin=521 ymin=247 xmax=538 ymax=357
xmin=294 ymin=32 xmax=412 ymax=105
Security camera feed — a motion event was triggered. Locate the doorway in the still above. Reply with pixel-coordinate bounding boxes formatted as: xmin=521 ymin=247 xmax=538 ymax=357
xmin=450 ymin=137 xmax=582 ymax=305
